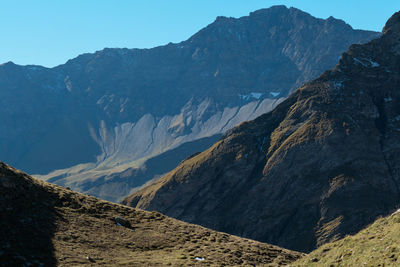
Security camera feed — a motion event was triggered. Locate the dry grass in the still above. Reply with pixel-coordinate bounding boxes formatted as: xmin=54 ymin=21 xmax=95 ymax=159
xmin=291 ymin=212 xmax=400 ymax=266
xmin=0 ymin=162 xmax=302 ymax=266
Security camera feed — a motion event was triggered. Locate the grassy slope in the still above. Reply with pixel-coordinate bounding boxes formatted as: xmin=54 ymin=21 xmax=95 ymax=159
xmin=0 ymin=162 xmax=302 ymax=266
xmin=291 ymin=211 xmax=400 ymax=266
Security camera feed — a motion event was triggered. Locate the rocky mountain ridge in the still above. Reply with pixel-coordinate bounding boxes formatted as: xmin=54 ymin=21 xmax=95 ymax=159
xmin=125 ymin=11 xmax=400 ymax=253
xmin=0 ymin=5 xmax=379 ymax=201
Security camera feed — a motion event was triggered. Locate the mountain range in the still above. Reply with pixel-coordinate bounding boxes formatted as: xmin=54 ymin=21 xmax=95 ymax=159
xmin=0 ymin=5 xmax=379 ymax=202
xmin=3 ymin=5 xmax=400 ymax=267
xmin=125 ymin=10 xmax=400 ymax=253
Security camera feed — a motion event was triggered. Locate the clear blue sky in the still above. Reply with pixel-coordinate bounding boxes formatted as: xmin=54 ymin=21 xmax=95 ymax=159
xmin=1 ymin=0 xmax=398 ymax=67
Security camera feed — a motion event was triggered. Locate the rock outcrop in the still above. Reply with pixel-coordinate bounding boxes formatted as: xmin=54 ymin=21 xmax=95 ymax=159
xmin=125 ymin=11 xmax=400 ymax=252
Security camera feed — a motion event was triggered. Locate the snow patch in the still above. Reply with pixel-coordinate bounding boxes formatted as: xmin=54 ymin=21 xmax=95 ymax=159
xmin=353 ymin=58 xmax=366 ymax=66
xmin=239 ymin=92 xmax=262 ymax=101
xmin=369 ymin=60 xmax=380 ymax=67
xmin=251 ymin=93 xmax=262 ymax=99
xmin=270 ymin=92 xmax=280 ymax=97
xmin=353 ymin=57 xmax=380 ymax=68
xmin=392 ymin=209 xmax=400 ymax=216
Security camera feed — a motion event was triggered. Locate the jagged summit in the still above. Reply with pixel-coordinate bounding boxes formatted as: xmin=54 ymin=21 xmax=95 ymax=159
xmin=249 ymin=5 xmax=289 ymax=16
xmin=0 ymin=61 xmax=17 ymax=68
xmin=213 ymin=5 xmax=289 ymax=22
xmin=212 ymin=5 xmax=345 ymax=29
xmin=248 ymin=5 xmax=348 ymax=27
xmin=0 ymin=61 xmax=15 ymax=65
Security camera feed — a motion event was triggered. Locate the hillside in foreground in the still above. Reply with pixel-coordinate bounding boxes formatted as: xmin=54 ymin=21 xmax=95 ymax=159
xmin=0 ymin=162 xmax=302 ymax=266
xmin=291 ymin=210 xmax=400 ymax=266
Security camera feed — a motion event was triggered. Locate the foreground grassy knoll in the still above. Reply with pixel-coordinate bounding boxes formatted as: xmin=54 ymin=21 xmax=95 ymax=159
xmin=0 ymin=162 xmax=302 ymax=266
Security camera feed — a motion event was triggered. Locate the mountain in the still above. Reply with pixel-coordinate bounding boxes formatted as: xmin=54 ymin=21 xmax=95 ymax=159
xmin=292 ymin=209 xmax=400 ymax=266
xmin=0 ymin=161 xmax=302 ymax=266
xmin=125 ymin=11 xmax=400 ymax=253
xmin=0 ymin=5 xmax=379 ymax=202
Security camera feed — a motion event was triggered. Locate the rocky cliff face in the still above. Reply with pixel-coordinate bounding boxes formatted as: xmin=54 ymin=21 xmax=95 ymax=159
xmin=0 ymin=5 xmax=379 ymax=201
xmin=125 ymin=11 xmax=400 ymax=253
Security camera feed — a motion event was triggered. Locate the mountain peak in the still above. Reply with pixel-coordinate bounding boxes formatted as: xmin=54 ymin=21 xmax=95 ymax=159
xmin=248 ymin=5 xmax=314 ymax=18
xmin=383 ymin=10 xmax=400 ymax=35
xmin=249 ymin=5 xmax=288 ymax=15
xmin=214 ymin=5 xmax=291 ymax=23
xmin=0 ymin=61 xmax=16 ymax=67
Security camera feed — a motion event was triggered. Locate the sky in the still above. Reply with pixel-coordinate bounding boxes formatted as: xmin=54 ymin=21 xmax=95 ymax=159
xmin=1 ymin=0 xmax=399 ymax=67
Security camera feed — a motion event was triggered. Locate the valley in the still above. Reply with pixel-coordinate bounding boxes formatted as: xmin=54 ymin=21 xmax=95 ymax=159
xmin=1 ymin=3 xmax=400 ymax=266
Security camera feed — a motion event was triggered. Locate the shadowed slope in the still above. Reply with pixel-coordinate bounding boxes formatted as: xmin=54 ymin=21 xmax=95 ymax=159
xmin=0 ymin=162 xmax=302 ymax=266
xmin=0 ymin=163 xmax=57 ymax=266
